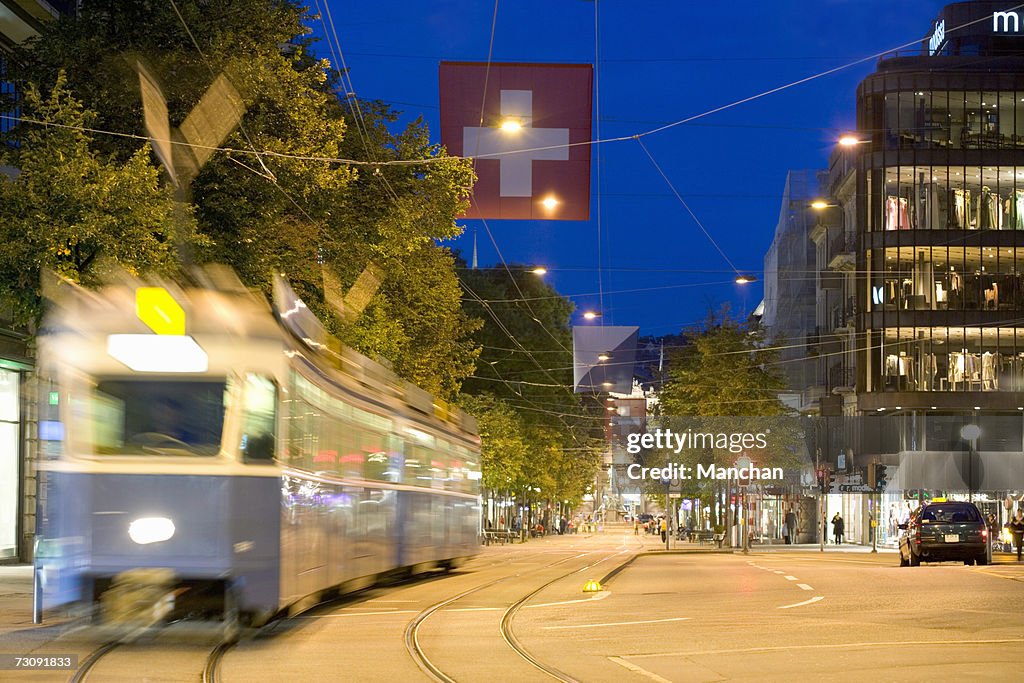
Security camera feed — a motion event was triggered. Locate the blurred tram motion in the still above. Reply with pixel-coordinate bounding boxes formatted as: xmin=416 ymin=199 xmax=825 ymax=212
xmin=34 ymin=267 xmax=481 ymax=633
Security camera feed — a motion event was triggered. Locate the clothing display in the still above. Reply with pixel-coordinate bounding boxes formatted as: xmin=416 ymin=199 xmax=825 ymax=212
xmin=885 ymin=196 xmax=912 ymax=230
xmin=876 ymin=271 xmax=1024 ymax=311
xmin=884 ymin=349 xmax=1024 ymax=392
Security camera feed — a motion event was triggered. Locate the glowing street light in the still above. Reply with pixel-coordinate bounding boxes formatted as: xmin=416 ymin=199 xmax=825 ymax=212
xmin=810 ymin=199 xmax=835 ymax=210
xmin=530 ymin=266 xmax=548 ymax=275
xmin=597 ymin=353 xmax=610 ymax=362
xmin=500 ymin=118 xmax=523 ymax=132
xmin=582 ymin=311 xmax=601 ymax=320
xmin=541 ymin=196 xmax=559 ymax=211
xmin=838 ymin=134 xmax=861 ymax=147
xmin=734 ymin=275 xmax=757 ymax=285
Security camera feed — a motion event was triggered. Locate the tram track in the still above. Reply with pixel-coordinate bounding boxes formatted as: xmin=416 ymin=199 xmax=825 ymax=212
xmin=405 ymin=539 xmax=640 ymax=683
xmin=68 ymin=631 xmax=233 ymax=683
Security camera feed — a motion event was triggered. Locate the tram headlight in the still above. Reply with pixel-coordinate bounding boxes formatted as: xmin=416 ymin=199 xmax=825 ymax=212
xmin=128 ymin=517 xmax=176 ymax=545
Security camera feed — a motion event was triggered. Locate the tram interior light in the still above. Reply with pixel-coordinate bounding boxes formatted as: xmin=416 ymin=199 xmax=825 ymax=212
xmin=107 ymin=334 xmax=208 ymax=373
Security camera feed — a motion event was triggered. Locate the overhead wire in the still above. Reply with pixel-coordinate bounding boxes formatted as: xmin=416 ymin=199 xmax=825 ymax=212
xmin=12 ymin=7 xmax=1019 ymax=171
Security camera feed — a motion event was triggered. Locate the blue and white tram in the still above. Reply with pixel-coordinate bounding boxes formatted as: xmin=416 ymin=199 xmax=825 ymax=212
xmin=34 ymin=268 xmax=481 ymax=627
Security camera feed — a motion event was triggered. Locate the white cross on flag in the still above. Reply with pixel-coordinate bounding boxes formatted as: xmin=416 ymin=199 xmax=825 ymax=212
xmin=440 ymin=62 xmax=593 ymax=220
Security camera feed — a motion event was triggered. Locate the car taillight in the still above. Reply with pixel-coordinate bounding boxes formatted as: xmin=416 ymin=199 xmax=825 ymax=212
xmin=982 ymin=528 xmax=988 ymax=538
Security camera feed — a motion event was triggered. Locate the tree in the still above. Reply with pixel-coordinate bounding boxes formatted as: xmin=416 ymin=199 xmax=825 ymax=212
xmin=659 ymin=314 xmax=791 ymax=418
xmin=459 ymin=393 xmax=528 ymax=493
xmin=0 ymin=75 xmax=195 ymax=324
xmin=653 ymin=313 xmax=805 ymax=530
xmin=459 ymin=264 xmax=603 ymax=507
xmin=7 ymin=0 xmax=478 ymax=399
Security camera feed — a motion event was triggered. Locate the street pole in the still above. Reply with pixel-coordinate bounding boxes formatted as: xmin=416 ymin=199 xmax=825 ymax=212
xmin=664 ymin=481 xmax=670 ymax=551
xmin=871 ymin=493 xmax=878 ymax=553
xmin=741 ymin=487 xmax=749 ymax=554
xmin=969 ymin=441 xmax=975 ymax=503
xmin=819 ymin=491 xmax=825 ymax=553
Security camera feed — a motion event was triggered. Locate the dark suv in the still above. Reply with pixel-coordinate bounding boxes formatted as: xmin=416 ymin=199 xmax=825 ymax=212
xmin=898 ymin=501 xmax=990 ymax=566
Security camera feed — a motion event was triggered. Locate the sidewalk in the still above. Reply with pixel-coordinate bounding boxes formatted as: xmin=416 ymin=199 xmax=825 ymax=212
xmin=0 ymin=564 xmax=75 ymax=657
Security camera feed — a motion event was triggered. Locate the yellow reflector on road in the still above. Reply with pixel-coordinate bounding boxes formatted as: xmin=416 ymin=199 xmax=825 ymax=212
xmin=582 ymin=579 xmax=602 ymax=593
xmin=136 ymin=287 xmax=185 ymax=335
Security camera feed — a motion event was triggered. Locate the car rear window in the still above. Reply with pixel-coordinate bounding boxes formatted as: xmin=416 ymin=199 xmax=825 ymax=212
xmin=921 ymin=504 xmax=981 ymax=523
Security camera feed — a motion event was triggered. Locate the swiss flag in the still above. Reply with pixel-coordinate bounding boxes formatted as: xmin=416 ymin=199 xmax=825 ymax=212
xmin=439 ymin=62 xmax=593 ymax=221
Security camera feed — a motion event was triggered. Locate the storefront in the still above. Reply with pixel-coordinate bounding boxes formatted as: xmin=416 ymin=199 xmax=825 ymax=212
xmin=0 ymin=359 xmax=27 ymax=562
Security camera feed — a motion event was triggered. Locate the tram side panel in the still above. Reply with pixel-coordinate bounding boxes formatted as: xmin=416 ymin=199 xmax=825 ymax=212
xmin=36 ymin=470 xmax=90 ymax=610
xmin=228 ymin=473 xmax=281 ymax=620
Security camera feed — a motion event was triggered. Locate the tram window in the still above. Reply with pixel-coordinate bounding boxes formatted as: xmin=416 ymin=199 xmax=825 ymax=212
xmin=92 ymin=379 xmax=226 ymax=455
xmin=241 ymin=374 xmax=277 ymax=463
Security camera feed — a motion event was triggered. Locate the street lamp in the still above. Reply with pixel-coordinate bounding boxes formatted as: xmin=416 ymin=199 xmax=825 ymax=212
xmin=540 ymin=196 xmax=559 ymax=211
xmin=734 ymin=275 xmax=757 ymax=285
xmin=530 ymin=266 xmax=548 ymax=275
xmin=838 ymin=134 xmax=861 ymax=147
xmin=582 ymin=311 xmax=601 ymax=320
xmin=960 ymin=424 xmax=980 ymax=502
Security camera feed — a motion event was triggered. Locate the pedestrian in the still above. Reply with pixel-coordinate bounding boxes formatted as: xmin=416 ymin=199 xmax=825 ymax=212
xmin=633 ymin=518 xmax=639 ymax=535
xmin=659 ymin=517 xmax=667 ymax=543
xmin=1009 ymin=509 xmax=1024 ymax=561
xmin=831 ymin=512 xmax=844 ymax=545
xmin=784 ymin=508 xmax=797 ymax=545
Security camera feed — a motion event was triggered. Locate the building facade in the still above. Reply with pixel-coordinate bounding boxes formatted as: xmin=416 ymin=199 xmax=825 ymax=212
xmin=0 ymin=0 xmax=72 ymax=562
xmin=845 ymin=1 xmax=1024 ymax=530
xmin=761 ymin=170 xmax=826 ymax=412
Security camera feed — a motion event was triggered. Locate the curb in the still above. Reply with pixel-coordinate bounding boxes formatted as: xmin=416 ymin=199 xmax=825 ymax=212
xmin=598 ymin=553 xmax=640 ymax=587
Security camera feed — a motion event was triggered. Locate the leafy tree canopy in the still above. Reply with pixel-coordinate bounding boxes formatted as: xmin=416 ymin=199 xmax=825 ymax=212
xmin=5 ymin=0 xmax=476 ymax=398
xmin=0 ymin=75 xmax=196 ymax=322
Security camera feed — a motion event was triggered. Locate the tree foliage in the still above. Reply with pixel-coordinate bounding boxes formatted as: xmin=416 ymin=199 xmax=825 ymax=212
xmin=659 ymin=314 xmax=792 ymax=417
xmin=6 ymin=0 xmax=477 ymax=398
xmin=0 ymin=75 xmax=195 ymax=322
xmin=459 ymin=265 xmax=602 ymax=504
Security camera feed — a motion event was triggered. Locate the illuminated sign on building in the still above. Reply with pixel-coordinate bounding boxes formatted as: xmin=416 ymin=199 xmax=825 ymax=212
xmin=929 ymin=19 xmax=945 ymax=54
xmin=993 ymin=10 xmax=1022 ymax=33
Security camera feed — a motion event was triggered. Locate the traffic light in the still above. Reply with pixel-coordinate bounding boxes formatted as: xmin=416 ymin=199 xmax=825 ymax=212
xmin=874 ymin=463 xmax=887 ymax=491
xmin=827 ymin=469 xmax=836 ymax=491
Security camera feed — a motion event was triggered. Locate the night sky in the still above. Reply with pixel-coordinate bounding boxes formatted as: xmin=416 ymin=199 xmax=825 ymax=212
xmin=317 ymin=0 xmax=942 ymax=335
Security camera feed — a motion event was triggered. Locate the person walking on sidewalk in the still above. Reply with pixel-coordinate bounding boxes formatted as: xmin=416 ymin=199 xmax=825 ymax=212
xmin=784 ymin=508 xmax=797 ymax=545
xmin=1009 ymin=509 xmax=1024 ymax=561
xmin=832 ymin=512 xmax=844 ymax=545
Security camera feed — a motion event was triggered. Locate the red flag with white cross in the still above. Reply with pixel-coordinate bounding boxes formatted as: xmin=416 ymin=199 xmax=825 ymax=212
xmin=439 ymin=61 xmax=593 ymax=220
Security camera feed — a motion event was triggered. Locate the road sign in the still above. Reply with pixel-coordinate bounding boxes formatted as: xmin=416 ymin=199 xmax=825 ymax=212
xmin=836 ymin=483 xmax=874 ymax=493
xmin=669 ymin=493 xmax=681 ymax=499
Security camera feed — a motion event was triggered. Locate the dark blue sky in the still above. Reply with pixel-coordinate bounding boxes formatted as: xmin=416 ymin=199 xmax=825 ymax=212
xmin=318 ymin=0 xmax=942 ymax=335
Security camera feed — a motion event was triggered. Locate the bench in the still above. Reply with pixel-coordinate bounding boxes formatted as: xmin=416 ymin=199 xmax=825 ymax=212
xmin=690 ymin=530 xmax=725 ymax=547
xmin=483 ymin=530 xmax=517 ymax=545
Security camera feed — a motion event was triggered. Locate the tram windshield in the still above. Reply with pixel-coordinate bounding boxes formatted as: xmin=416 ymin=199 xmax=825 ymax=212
xmin=90 ymin=379 xmax=227 ymax=456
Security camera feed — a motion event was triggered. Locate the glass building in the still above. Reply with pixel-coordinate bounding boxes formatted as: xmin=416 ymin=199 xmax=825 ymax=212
xmin=857 ymin=1 xmax=1024 ymax=414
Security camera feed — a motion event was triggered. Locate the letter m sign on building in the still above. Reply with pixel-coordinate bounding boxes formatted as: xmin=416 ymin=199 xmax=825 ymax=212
xmin=440 ymin=62 xmax=593 ymax=220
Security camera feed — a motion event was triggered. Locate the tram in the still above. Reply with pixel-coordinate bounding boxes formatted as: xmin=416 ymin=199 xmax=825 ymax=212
xmin=34 ymin=267 xmax=481 ymax=629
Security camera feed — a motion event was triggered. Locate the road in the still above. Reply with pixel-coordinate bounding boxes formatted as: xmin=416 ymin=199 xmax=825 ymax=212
xmin=4 ymin=532 xmax=1023 ymax=681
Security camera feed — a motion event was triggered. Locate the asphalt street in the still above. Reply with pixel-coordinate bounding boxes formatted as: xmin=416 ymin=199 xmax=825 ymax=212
xmin=2 ymin=532 xmax=1022 ymax=681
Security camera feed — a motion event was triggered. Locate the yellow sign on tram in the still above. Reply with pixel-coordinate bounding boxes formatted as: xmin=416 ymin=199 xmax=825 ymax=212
xmin=136 ymin=287 xmax=185 ymax=336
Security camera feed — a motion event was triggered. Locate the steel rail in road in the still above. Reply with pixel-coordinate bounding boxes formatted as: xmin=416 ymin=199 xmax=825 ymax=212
xmin=69 ymin=637 xmax=232 ymax=683
xmin=405 ymin=541 xmax=640 ymax=683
